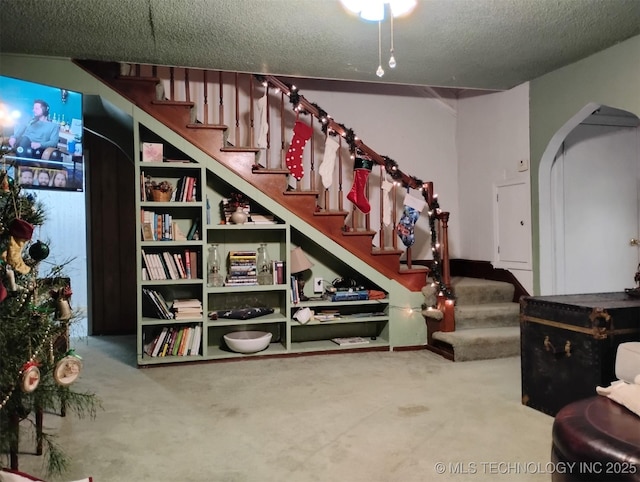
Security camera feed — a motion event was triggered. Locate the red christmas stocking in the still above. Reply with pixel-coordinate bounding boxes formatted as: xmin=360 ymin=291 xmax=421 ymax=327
xmin=346 ymin=154 xmax=374 ymax=214
xmin=285 ymin=120 xmax=313 ymax=180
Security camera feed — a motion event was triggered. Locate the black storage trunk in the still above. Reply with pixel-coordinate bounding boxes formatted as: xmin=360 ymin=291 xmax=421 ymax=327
xmin=520 ymin=292 xmax=640 ymax=416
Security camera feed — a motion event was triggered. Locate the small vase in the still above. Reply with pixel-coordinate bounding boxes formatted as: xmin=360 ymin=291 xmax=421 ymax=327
xmin=230 ymin=206 xmax=248 ymax=224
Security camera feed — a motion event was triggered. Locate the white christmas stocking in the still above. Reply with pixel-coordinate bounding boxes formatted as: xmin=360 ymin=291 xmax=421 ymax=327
xmin=256 ymin=92 xmax=269 ymax=148
xmin=381 ymin=179 xmax=393 ymax=226
xmin=318 ymin=135 xmax=339 ymax=189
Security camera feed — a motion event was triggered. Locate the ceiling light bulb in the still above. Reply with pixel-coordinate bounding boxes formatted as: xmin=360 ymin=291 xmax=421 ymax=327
xmin=389 ymin=53 xmax=396 ymax=68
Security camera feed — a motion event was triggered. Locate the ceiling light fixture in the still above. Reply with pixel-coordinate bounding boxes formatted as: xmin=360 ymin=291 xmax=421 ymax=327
xmin=339 ymin=0 xmax=417 ymax=77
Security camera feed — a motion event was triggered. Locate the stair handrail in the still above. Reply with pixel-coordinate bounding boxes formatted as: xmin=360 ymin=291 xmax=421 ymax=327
xmin=260 ymin=75 xmax=453 ymax=300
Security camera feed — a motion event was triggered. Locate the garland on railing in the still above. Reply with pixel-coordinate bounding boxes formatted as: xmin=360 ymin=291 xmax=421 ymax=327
xmin=254 ymin=75 xmax=454 ymax=300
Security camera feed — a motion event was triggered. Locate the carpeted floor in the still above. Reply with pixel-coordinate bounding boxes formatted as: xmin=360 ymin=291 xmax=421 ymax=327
xmin=13 ymin=336 xmax=554 ymax=482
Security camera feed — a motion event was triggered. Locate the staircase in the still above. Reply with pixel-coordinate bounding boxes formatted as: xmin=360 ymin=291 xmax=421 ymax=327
xmin=75 ymin=60 xmax=437 ymax=293
xmin=425 ymin=277 xmax=521 ymax=361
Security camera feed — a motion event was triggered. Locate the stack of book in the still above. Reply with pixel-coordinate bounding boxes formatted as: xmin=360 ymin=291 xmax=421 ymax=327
xmin=172 ymin=298 xmax=203 ymax=320
xmin=144 ymin=324 xmax=202 ymax=357
xmin=225 ymin=251 xmax=258 ymax=286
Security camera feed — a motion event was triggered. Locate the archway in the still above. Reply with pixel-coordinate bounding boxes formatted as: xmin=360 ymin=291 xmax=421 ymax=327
xmin=539 ymin=104 xmax=640 ymax=295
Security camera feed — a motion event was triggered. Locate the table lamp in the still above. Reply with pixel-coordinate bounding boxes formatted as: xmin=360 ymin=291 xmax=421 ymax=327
xmin=290 ymin=247 xmax=314 ymax=301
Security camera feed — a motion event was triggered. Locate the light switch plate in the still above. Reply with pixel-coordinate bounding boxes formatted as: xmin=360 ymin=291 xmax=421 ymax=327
xmin=313 ymin=277 xmax=324 ymax=293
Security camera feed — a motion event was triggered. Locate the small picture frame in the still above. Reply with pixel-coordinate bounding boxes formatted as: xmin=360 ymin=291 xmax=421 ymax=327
xmin=21 ymin=365 xmax=41 ymax=393
xmin=142 ymin=142 xmax=163 ymax=162
xmin=54 ymin=356 xmax=82 ymax=386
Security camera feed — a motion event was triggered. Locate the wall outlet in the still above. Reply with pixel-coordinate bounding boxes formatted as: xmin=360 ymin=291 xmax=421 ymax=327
xmin=313 ymin=277 xmax=324 ymax=293
xmin=517 ymin=159 xmax=529 ymax=172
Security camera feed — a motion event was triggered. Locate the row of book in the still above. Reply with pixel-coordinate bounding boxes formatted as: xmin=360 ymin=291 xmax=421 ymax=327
xmin=142 ymin=288 xmax=174 ymax=319
xmin=145 ymin=324 xmax=202 ymax=357
xmin=141 ymin=210 xmax=199 ymax=241
xmin=141 ymin=249 xmax=199 ymax=280
xmin=173 ymin=176 xmax=198 ymax=203
xmin=139 ymin=171 xmax=198 ymax=203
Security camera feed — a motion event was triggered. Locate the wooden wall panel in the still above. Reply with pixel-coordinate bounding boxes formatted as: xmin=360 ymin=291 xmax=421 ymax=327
xmin=85 ymin=131 xmax=136 ymax=334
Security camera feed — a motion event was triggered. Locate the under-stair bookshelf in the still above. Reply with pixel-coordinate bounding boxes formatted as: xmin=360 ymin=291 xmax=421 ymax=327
xmin=135 ymin=122 xmax=393 ymax=366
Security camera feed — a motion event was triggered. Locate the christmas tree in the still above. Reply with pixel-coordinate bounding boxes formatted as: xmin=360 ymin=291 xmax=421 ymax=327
xmin=0 ymin=161 xmax=100 ymax=476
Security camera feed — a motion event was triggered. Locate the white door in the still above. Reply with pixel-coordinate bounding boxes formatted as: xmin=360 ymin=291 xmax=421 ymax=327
xmin=494 ymin=180 xmax=532 ymax=269
xmin=553 ymin=124 xmax=639 ymax=294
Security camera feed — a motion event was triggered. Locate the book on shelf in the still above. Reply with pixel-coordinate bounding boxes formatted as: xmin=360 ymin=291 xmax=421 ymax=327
xmin=273 ymin=260 xmax=284 ymax=284
xmin=186 ymin=218 xmax=200 ymax=240
xmin=142 ymin=288 xmax=173 ymax=319
xmin=290 ymin=275 xmax=299 ymax=303
xmin=329 ymin=290 xmax=370 ymax=302
xmin=172 ymin=298 xmax=203 ymax=320
xmin=172 ymin=298 xmax=202 ymax=309
xmin=247 ymin=213 xmax=276 ymax=224
xmin=331 ymin=336 xmax=371 ymax=346
xmin=183 ymin=249 xmax=199 ymax=279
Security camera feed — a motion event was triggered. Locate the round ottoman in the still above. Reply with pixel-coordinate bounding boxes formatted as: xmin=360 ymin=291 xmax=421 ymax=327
xmin=551 ymin=396 xmax=640 ymax=481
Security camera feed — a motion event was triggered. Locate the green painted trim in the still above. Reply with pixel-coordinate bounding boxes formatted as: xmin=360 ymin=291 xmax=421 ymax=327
xmin=529 ymin=35 xmax=640 ymax=293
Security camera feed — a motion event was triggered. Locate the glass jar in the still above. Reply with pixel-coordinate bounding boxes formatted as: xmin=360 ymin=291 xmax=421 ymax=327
xmin=257 ymin=243 xmax=272 ymax=285
xmin=207 ymin=244 xmax=224 ymax=287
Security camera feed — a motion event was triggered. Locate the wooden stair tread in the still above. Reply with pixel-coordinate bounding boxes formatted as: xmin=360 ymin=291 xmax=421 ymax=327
xmin=342 ymin=229 xmax=376 ymax=237
xmin=186 ymin=123 xmax=227 ymax=130
xmin=399 ymin=265 xmax=429 ymax=274
xmin=314 ymin=210 xmax=349 ymax=217
xmin=252 ymin=166 xmax=290 ymax=174
xmin=372 ymin=247 xmax=404 ymax=256
xmin=151 ymin=100 xmax=194 ymax=107
xmin=283 ymin=190 xmax=321 ymax=196
xmin=220 ymin=146 xmax=261 ymax=153
xmin=116 ymin=75 xmax=159 ymax=83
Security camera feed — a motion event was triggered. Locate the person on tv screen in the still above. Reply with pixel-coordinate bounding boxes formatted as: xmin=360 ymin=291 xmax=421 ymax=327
xmin=50 ymin=170 xmax=67 ymax=188
xmin=19 ymin=168 xmax=34 ymax=186
xmin=8 ymin=99 xmax=59 ymax=159
xmin=36 ymin=169 xmax=50 ymax=186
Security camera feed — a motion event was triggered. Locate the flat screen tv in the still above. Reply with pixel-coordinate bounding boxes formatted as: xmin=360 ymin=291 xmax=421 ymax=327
xmin=0 ymin=75 xmax=84 ymax=192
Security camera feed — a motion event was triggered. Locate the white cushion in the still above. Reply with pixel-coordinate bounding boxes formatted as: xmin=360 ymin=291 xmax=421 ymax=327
xmin=615 ymin=342 xmax=640 ymax=384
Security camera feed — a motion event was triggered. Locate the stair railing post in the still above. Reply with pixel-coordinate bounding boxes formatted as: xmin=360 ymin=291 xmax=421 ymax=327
xmin=438 ymin=211 xmax=451 ymax=288
xmin=218 ymin=71 xmax=224 ymax=125
xmin=249 ymin=77 xmax=255 ymax=147
xmin=203 ymin=70 xmax=209 ymax=125
xmin=265 ymin=82 xmax=271 ymax=168
xmin=234 ymin=72 xmax=240 ymax=146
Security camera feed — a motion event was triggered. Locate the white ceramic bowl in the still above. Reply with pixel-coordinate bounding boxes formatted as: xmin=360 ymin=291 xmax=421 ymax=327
xmin=224 ymin=331 xmax=272 ymax=354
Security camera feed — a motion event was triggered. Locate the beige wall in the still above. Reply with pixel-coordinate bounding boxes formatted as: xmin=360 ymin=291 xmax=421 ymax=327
xmin=530 ymin=35 xmax=640 ymax=293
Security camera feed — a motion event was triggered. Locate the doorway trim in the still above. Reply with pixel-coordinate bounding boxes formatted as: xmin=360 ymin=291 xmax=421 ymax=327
xmin=538 ymin=102 xmax=600 ymax=295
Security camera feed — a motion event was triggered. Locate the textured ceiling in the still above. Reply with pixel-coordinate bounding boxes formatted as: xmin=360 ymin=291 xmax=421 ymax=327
xmin=1 ymin=0 xmax=639 ymax=91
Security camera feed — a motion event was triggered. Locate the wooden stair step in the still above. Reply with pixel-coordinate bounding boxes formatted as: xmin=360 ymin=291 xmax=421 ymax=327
xmin=283 ymin=190 xmax=321 ymax=196
xmin=252 ymin=166 xmax=290 ymax=175
xmin=221 ymin=146 xmax=261 ymax=153
xmin=186 ymin=123 xmax=227 ymax=130
xmin=314 ymin=210 xmax=349 ymax=217
xmin=116 ymin=75 xmax=160 ymax=83
xmin=152 ymin=100 xmax=194 ymax=107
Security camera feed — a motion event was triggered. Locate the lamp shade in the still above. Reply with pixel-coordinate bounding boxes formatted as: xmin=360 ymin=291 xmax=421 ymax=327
xmin=290 ymin=247 xmax=313 ymax=274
